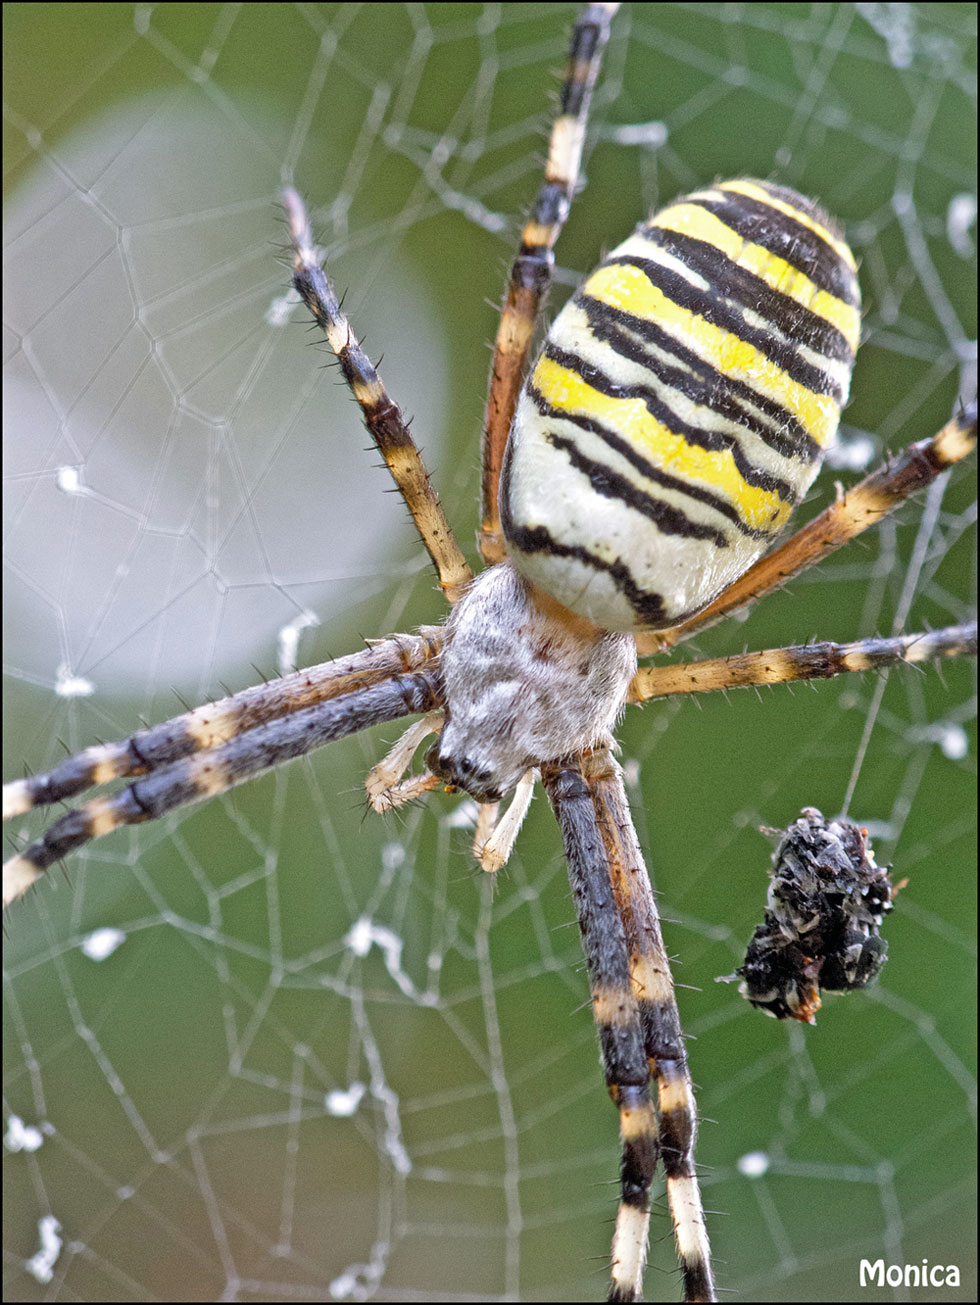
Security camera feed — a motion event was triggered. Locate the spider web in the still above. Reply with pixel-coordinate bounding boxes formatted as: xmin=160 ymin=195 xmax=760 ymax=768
xmin=3 ymin=4 xmax=976 ymax=1302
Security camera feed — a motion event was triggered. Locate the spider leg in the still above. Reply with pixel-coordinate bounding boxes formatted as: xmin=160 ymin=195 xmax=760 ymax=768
xmin=473 ymin=799 xmax=500 ymax=854
xmin=636 ymin=403 xmax=977 ymax=655
xmin=283 ymin=189 xmax=472 ymax=604
xmin=3 ymin=670 xmax=442 ymax=909
xmin=586 ymin=750 xmax=715 ymax=1304
xmin=365 ymin=712 xmax=444 ymax=812
xmin=475 ymin=767 xmax=538 ymax=871
xmin=542 ymin=758 xmax=664 ymax=1305
xmin=629 ymin=622 xmax=977 ymax=704
xmin=369 ymin=771 xmax=442 ymax=809
xmin=3 ymin=630 xmax=442 ymax=820
xmin=479 ymin=2 xmax=618 ymax=564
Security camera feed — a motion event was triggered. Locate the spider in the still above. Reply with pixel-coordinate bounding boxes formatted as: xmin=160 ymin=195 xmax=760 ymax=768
xmin=4 ymin=4 xmax=976 ymax=1302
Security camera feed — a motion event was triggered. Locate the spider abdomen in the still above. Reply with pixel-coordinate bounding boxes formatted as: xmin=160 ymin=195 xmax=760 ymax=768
xmin=500 ymin=179 xmax=861 ymax=632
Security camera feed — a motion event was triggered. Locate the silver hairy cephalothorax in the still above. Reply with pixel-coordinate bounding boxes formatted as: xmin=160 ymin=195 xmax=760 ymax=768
xmin=428 ymin=563 xmax=637 ymax=803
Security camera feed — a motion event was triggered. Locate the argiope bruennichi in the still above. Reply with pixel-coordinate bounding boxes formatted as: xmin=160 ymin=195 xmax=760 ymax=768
xmin=4 ymin=5 xmax=976 ymax=1302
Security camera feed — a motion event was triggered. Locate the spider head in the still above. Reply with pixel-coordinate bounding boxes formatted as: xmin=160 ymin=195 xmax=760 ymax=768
xmin=424 ymin=743 xmax=503 ymax=804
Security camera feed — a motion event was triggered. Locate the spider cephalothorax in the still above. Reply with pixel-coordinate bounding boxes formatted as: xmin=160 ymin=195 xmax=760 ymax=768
xmin=428 ymin=562 xmax=635 ymax=802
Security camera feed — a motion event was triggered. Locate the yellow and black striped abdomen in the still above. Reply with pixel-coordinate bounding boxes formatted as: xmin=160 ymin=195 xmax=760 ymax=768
xmin=500 ymin=179 xmax=861 ymax=632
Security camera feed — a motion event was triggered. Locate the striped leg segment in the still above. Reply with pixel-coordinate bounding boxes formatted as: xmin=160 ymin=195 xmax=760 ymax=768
xmin=283 ymin=188 xmax=472 ymax=603
xmin=479 ymin=2 xmax=618 ymax=565
xmin=3 ymin=671 xmax=442 ymax=909
xmin=638 ymin=403 xmax=978 ymax=655
xmin=3 ymin=630 xmax=442 ymax=821
xmin=542 ymin=760 xmax=659 ymax=1304
xmin=629 ymin=622 xmax=978 ymax=704
xmin=586 ymin=751 xmax=715 ymax=1303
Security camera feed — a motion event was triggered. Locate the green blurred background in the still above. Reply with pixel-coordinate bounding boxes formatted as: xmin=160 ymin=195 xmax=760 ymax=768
xmin=4 ymin=4 xmax=976 ymax=1301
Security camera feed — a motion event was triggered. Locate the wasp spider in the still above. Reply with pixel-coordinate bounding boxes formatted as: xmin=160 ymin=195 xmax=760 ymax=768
xmin=4 ymin=4 xmax=976 ymax=1302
